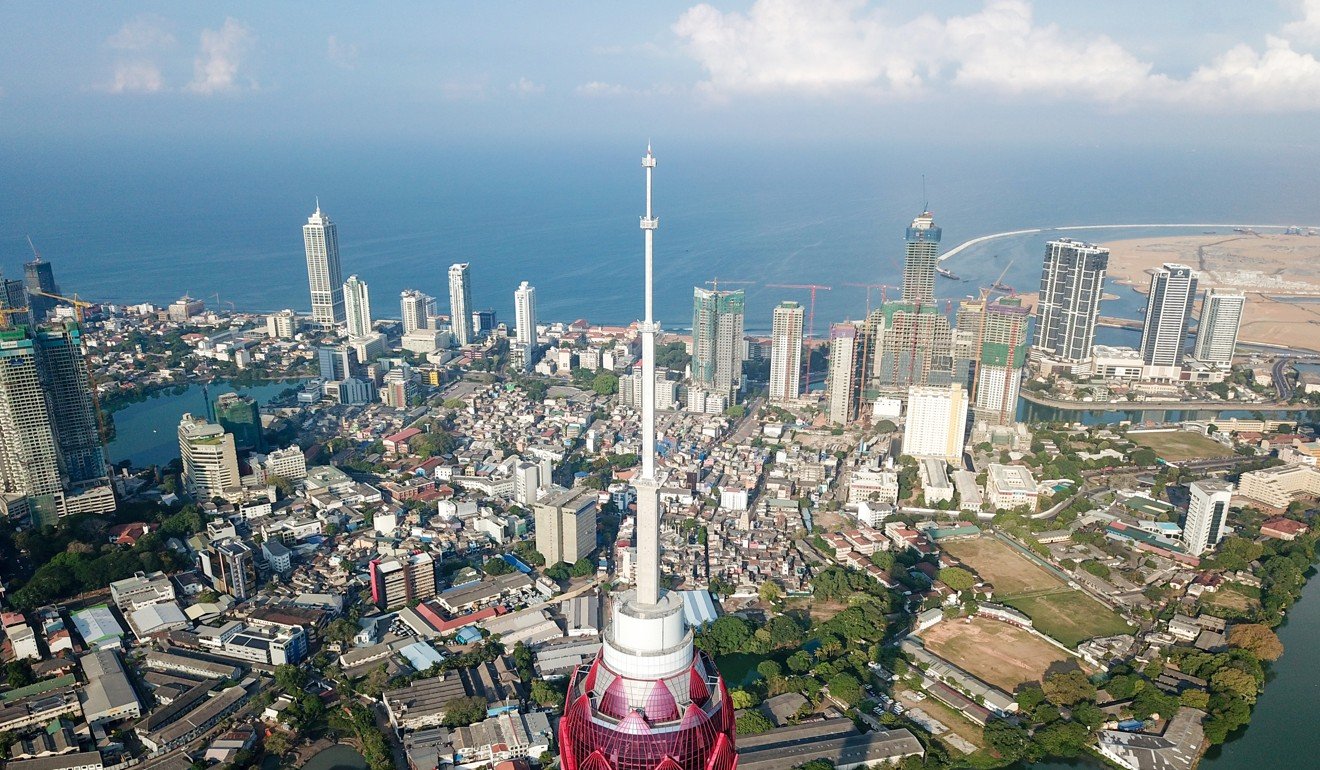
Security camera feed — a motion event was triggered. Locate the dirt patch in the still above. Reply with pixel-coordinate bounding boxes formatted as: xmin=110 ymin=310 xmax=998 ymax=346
xmin=922 ymin=616 xmax=1079 ymax=692
xmin=940 ymin=537 xmax=1064 ymax=596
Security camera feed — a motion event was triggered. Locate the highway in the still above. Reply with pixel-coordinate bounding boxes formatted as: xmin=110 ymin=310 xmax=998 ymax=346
xmin=1019 ymin=389 xmax=1308 ymax=413
xmin=1273 ymin=357 xmax=1296 ymax=400
xmin=938 ymin=222 xmax=1320 ymax=263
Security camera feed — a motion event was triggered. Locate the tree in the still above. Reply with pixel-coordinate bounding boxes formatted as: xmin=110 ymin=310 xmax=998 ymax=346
xmin=592 ymin=371 xmax=619 ymax=396
xmin=786 ymin=651 xmax=814 ymax=674
xmin=544 ymin=562 xmax=572 ymax=581
xmin=1042 ymin=669 xmax=1096 ymax=707
xmin=4 ymin=661 xmax=36 ymax=689
xmin=826 ymin=672 xmax=863 ymax=706
xmin=1130 ymin=447 xmax=1158 ymax=466
xmin=1228 ymin=623 xmax=1284 ymax=661
xmin=358 ymin=664 xmax=392 ymax=698
xmin=757 ymin=661 xmax=783 ymax=681
xmin=1034 ymin=719 xmax=1090 ymax=757
xmin=1210 ymin=667 xmax=1259 ymax=701
xmin=870 ymin=550 xmax=896 ymax=570
xmin=729 ymin=689 xmax=759 ymax=709
xmin=1180 ymin=689 xmax=1210 ymax=709
xmin=795 ymin=761 xmax=835 ymax=770
xmin=530 ymin=679 xmax=565 ymax=708
xmin=484 ymin=557 xmax=514 ymax=576
xmin=441 ymin=696 xmax=489 ymax=727
xmin=571 ymin=558 xmax=595 ymax=577
xmin=937 ymin=566 xmax=976 ymax=592
xmin=759 ymin=580 xmax=782 ymax=604
xmin=983 ymin=718 xmax=1030 ymax=761
xmin=735 ymin=711 xmax=773 ymax=735
xmin=695 ymin=616 xmax=753 ymax=656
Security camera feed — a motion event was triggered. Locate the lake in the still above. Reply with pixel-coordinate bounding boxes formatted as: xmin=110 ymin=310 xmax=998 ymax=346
xmin=301 ymin=745 xmax=367 ymax=770
xmin=105 ymin=379 xmax=298 ymax=467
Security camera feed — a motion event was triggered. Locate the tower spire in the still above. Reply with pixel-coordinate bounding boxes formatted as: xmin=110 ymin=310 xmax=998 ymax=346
xmin=636 ymin=143 xmax=661 ymax=606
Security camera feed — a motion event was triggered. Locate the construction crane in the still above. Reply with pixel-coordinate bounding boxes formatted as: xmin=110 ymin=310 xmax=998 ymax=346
xmin=842 ymin=283 xmax=898 ymax=314
xmin=0 ymin=307 xmax=29 ymax=330
xmin=29 ymin=289 xmax=107 ymax=441
xmin=704 ymin=278 xmax=754 ymax=293
xmin=766 ymin=283 xmax=832 ymax=343
xmin=985 ymin=258 xmax=1016 ymax=299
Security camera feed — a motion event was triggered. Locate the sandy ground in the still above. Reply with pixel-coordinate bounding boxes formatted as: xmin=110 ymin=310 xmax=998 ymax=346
xmin=940 ymin=537 xmax=1063 ymax=596
xmin=922 ymin=616 xmax=1077 ymax=691
xmin=1102 ymin=233 xmax=1320 ymax=351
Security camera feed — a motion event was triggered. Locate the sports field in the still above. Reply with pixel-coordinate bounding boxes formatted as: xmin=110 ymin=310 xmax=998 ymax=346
xmin=1132 ymin=430 xmax=1234 ymax=462
xmin=922 ymin=616 xmax=1077 ymax=692
xmin=940 ymin=537 xmax=1062 ymax=595
xmin=1003 ymin=592 xmax=1135 ymax=648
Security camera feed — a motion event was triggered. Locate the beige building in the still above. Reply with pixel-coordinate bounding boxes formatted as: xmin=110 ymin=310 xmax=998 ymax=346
xmin=534 ymin=486 xmax=598 ymax=565
xmin=986 ymin=463 xmax=1038 ymax=512
xmin=178 ymin=414 xmax=239 ymax=501
xmin=1237 ymin=463 xmax=1320 ymax=509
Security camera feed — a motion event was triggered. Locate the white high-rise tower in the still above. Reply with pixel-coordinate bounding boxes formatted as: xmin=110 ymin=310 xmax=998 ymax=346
xmin=448 ymin=263 xmax=473 ymax=346
xmin=1193 ymin=288 xmax=1245 ymax=366
xmin=400 ymin=290 xmax=435 ymax=334
xmin=769 ymin=301 xmax=804 ymax=403
xmin=343 ymin=275 xmax=372 ymax=338
xmin=303 ymin=203 xmax=345 ymax=328
xmin=514 ymin=281 xmax=537 ymax=348
xmin=1140 ymin=263 xmax=1199 ymax=367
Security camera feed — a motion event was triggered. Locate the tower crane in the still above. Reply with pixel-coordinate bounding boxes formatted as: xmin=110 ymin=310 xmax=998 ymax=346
xmin=703 ymin=278 xmax=754 ymax=293
xmin=842 ymin=283 xmax=898 ymax=314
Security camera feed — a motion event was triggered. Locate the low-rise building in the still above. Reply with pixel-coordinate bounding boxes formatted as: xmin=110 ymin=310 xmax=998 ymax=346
xmin=450 ymin=711 xmax=553 ymax=768
xmin=1237 ymin=463 xmax=1320 ymax=509
xmin=985 ymin=464 xmax=1038 ymax=512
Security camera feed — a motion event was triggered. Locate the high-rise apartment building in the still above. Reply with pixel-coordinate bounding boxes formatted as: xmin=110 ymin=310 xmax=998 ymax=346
xmin=400 ymin=290 xmax=435 ymax=334
xmin=1140 ymin=263 xmax=1199 ymax=367
xmin=902 ymin=211 xmax=941 ymax=304
xmin=691 ymin=287 xmax=745 ymax=402
xmin=1034 ymin=239 xmax=1109 ymax=362
xmin=0 ymin=328 xmax=62 ymax=512
xmin=769 ymin=301 xmax=804 ymax=403
xmin=266 ymin=309 xmax=298 ymax=340
xmin=0 ymin=277 xmax=27 ymax=314
xmin=827 ymin=323 xmax=858 ymax=425
xmin=343 ymin=275 xmax=373 ymax=338
xmin=514 ymin=281 xmax=537 ymax=347
xmin=303 ymin=204 xmax=345 ymax=328
xmin=902 ymin=384 xmax=968 ymax=463
xmin=973 ymin=298 xmax=1031 ymax=426
xmin=534 ymin=486 xmax=598 ymax=565
xmin=214 ymin=393 xmax=263 ymax=452
xmin=200 ymin=538 xmax=257 ymax=599
xmin=369 ymin=553 xmax=437 ymax=609
xmin=178 ymin=413 xmax=240 ymax=501
xmin=1193 ymin=287 xmax=1245 ymax=367
xmin=448 ymin=263 xmax=473 ymax=347
xmin=1184 ymin=479 xmax=1233 ymax=556
xmin=24 ymin=258 xmax=59 ymax=323
xmin=873 ymin=304 xmax=954 ymax=397
xmin=36 ymin=323 xmax=108 ymax=487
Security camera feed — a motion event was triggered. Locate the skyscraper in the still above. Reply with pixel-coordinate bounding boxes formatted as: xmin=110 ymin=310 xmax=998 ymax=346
xmin=343 ymin=275 xmax=373 ymax=338
xmin=178 ymin=413 xmax=240 ymax=501
xmin=826 ymin=322 xmax=858 ymax=425
xmin=24 ymin=258 xmax=59 ymax=323
xmin=514 ymin=281 xmax=537 ymax=347
xmin=448 ymin=263 xmax=473 ymax=347
xmin=902 ymin=211 xmax=941 ymax=304
xmin=35 ymin=323 xmax=108 ymax=487
xmin=1034 ymin=239 xmax=1109 ymax=362
xmin=902 ymin=384 xmax=968 ymax=463
xmin=400 ymin=290 xmax=435 ymax=334
xmin=559 ymin=147 xmax=737 ymax=770
xmin=972 ymin=298 xmax=1031 ymax=426
xmin=1140 ymin=263 xmax=1199 ymax=367
xmin=1184 ymin=479 xmax=1233 ymax=556
xmin=214 ymin=392 xmax=263 ymax=452
xmin=0 ymin=328 xmax=62 ymax=511
xmin=1193 ymin=288 xmax=1245 ymax=367
xmin=691 ymin=287 xmax=745 ymax=402
xmin=303 ymin=204 xmax=345 ymax=328
xmin=533 ymin=486 xmax=598 ymax=565
xmin=769 ymin=301 xmax=804 ymax=403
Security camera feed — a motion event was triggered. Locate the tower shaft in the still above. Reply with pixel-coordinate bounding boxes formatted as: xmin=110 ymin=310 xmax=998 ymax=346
xmin=636 ymin=147 xmax=661 ymax=606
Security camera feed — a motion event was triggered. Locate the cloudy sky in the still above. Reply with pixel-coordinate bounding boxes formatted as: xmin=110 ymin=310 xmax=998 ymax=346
xmin=4 ymin=1 xmax=1320 ymax=146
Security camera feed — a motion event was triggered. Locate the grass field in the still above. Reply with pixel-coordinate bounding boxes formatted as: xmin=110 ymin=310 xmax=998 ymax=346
xmin=1202 ymin=586 xmax=1260 ymax=614
xmin=922 ymin=616 xmax=1078 ymax=692
xmin=1132 ymin=430 xmax=1234 ymax=462
xmin=940 ymin=537 xmax=1064 ymax=596
xmin=1004 ymin=592 xmax=1136 ymax=648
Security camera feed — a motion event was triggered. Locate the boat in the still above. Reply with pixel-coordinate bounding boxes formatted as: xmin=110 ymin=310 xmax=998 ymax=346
xmin=991 ymin=281 xmax=1011 ymax=291
xmin=936 ymin=267 xmax=960 ymax=280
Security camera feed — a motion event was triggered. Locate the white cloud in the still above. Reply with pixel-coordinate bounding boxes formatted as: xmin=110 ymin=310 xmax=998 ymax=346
xmin=105 ymin=61 xmax=166 ymax=94
xmin=327 ymin=35 xmax=359 ymax=69
xmin=510 ymin=77 xmax=545 ymax=95
xmin=672 ymin=0 xmax=1320 ymax=110
xmin=106 ymin=15 xmax=176 ymax=51
xmin=576 ymin=81 xmax=635 ymax=97
xmin=1283 ymin=0 xmax=1320 ymax=45
xmin=188 ymin=18 xmax=254 ymax=95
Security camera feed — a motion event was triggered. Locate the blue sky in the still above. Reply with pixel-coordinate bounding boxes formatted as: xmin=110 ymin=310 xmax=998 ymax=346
xmin=3 ymin=1 xmax=1320 ymax=146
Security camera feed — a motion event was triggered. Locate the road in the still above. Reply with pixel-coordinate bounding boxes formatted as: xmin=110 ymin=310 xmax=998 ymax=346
xmin=728 ymin=396 xmax=764 ymax=443
xmin=1273 ymin=357 xmax=1295 ymax=400
xmin=1019 ymin=389 xmax=1304 ymax=412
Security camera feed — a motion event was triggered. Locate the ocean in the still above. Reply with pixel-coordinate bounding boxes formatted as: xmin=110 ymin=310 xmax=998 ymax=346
xmin=4 ymin=138 xmax=1319 ymax=336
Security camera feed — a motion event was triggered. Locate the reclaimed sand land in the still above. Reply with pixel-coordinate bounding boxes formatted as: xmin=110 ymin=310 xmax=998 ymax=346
xmin=1102 ymin=233 xmax=1320 ymax=352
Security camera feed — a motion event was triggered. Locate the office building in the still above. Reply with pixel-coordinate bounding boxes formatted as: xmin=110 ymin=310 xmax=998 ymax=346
xmin=472 ymin=308 xmax=496 ymax=337
xmin=972 ymin=298 xmax=1031 ymax=426
xmin=1140 ymin=263 xmax=1199 ymax=367
xmin=303 ymin=204 xmax=345 ymax=328
xmin=214 ymin=392 xmax=262 ymax=452
xmin=370 ymin=552 xmax=437 ymax=609
xmin=534 ymin=486 xmax=598 ymax=565
xmin=902 ymin=211 xmax=941 ymax=304
xmin=1184 ymin=479 xmax=1233 ymax=556
xmin=343 ymin=275 xmax=373 ymax=338
xmin=827 ymin=322 xmax=858 ymax=425
xmin=514 ymin=281 xmax=537 ymax=347
xmin=317 ymin=346 xmax=353 ymax=382
xmin=265 ymin=309 xmax=297 ymax=339
xmin=0 ymin=276 xmax=27 ymax=314
xmin=769 ymin=301 xmax=804 ymax=403
xmin=178 ymin=414 xmax=239 ymax=501
xmin=167 ymin=296 xmax=204 ymax=322
xmin=1034 ymin=239 xmax=1109 ymax=362
xmin=559 ymin=144 xmax=737 ymax=770
xmin=24 ymin=258 xmax=59 ymax=322
xmin=691 ymin=287 xmax=745 ymax=402
xmin=902 ymin=384 xmax=968 ymax=463
xmin=448 ymin=263 xmax=473 ymax=346
xmin=36 ymin=323 xmax=108 ymax=487
xmin=400 ymin=289 xmax=435 ymax=334
xmin=1193 ymin=288 xmax=1245 ymax=366
xmin=200 ymin=538 xmax=257 ymax=599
